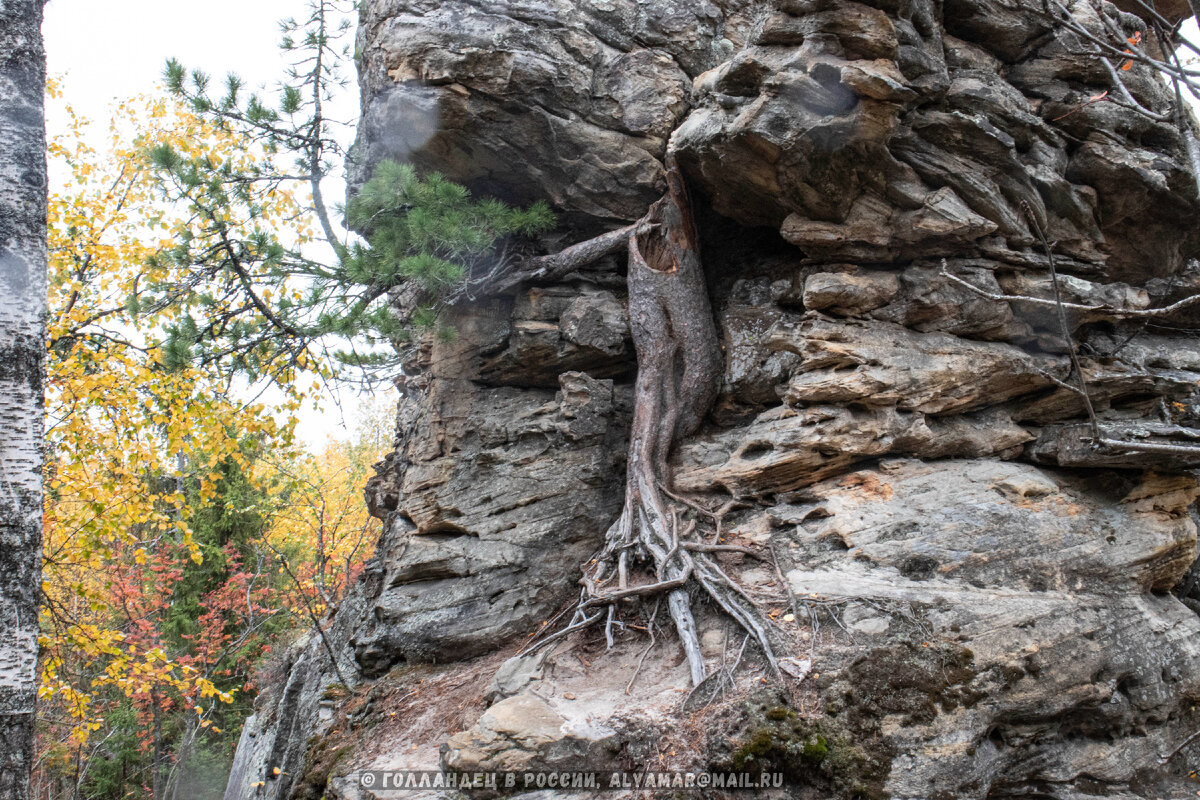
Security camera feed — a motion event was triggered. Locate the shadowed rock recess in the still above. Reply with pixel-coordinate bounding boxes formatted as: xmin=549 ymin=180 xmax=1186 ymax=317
xmin=225 ymin=1 xmax=1200 ymax=798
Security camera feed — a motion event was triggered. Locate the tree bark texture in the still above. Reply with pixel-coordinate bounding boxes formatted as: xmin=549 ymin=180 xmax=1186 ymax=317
xmin=580 ymin=160 xmax=778 ymax=686
xmin=0 ymin=2 xmax=47 ymax=798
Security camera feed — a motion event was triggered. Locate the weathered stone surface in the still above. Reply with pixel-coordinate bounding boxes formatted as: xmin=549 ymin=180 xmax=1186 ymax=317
xmin=770 ymin=315 xmax=1062 ymax=414
xmin=804 ymin=263 xmax=1027 ymax=340
xmin=476 ymin=287 xmax=632 ymax=387
xmin=781 ymin=185 xmax=1000 ymax=261
xmin=1113 ymin=0 xmax=1193 ymax=23
xmin=441 ymin=693 xmax=620 ymax=774
xmin=677 ymin=0 xmax=1195 ymax=279
xmin=353 ymin=365 xmax=626 ymax=673
xmin=943 ymin=0 xmax=1054 ymax=61
xmin=1090 ymin=330 xmax=1200 ymax=374
xmin=1031 ymin=422 xmax=1200 ymax=470
xmin=1067 ymin=141 xmax=1200 ymax=280
xmin=674 ymin=404 xmax=1031 ymax=496
xmin=876 ymin=272 xmax=1018 ymax=339
xmin=997 ymin=270 xmax=1152 ymax=328
xmin=351 ymin=0 xmax=1200 ymax=276
xmin=794 ymin=460 xmax=1197 ymax=593
xmin=802 ymin=270 xmax=900 ymax=316
xmin=220 ymin=586 xmax=366 ymax=800
xmin=719 ymin=297 xmax=800 ymax=406
xmin=675 ymin=48 xmax=905 ymax=230
xmin=1011 ymin=358 xmax=1199 ymax=424
xmin=351 ymin=0 xmax=733 ymax=230
xmin=785 ymin=460 xmax=1200 ymax=800
xmin=229 ymin=456 xmax=1200 ymax=800
xmin=483 ymin=652 xmax=547 ymax=705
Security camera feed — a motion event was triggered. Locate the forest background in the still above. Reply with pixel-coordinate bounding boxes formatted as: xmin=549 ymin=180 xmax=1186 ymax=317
xmin=36 ymin=2 xmax=393 ymax=798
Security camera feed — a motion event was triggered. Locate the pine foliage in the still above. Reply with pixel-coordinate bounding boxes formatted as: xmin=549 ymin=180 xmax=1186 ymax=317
xmin=152 ymin=4 xmax=556 ymax=382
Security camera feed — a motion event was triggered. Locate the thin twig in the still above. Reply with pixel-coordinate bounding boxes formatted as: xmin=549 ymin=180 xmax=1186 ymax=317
xmin=937 ymin=267 xmax=1200 ymax=318
xmin=1035 ymin=367 xmax=1088 ymax=397
xmin=264 ymin=541 xmax=355 ymax=687
xmin=625 ymin=598 xmax=661 ymax=695
xmin=1098 ymin=437 xmax=1200 ymax=456
xmin=1159 ymin=726 xmax=1200 ymax=764
xmin=769 ymin=541 xmax=804 ymax=630
xmin=519 ymin=609 xmax=605 ymax=657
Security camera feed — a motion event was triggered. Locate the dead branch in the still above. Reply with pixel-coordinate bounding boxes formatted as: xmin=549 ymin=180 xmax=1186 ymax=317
xmin=941 ymin=234 xmax=1200 ymax=459
xmin=679 ymin=541 xmax=767 ymax=561
xmin=1038 ymin=0 xmax=1200 ymax=95
xmin=1098 ymin=437 xmax=1200 ymax=455
xmin=263 ymin=540 xmax=355 ymax=688
xmin=1028 ymin=0 xmax=1200 ymax=195
xmin=1020 ymin=201 xmax=1100 ymax=440
xmin=625 ymin=598 xmax=660 ymax=695
xmin=517 ymin=603 xmax=605 ymax=657
xmin=769 ymin=541 xmax=804 ymax=632
xmin=582 ymin=565 xmax=694 ymax=608
xmin=1160 ymin=725 xmax=1200 ymax=764
xmin=937 ymin=266 xmax=1200 ymax=318
xmin=449 ymin=220 xmax=657 ymax=304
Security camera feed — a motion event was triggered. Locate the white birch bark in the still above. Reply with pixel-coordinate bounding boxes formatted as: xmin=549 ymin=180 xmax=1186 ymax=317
xmin=0 ymin=1 xmax=47 ymax=798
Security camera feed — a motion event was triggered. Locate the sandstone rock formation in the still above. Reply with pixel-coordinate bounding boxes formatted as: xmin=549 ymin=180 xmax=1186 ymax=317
xmin=225 ymin=0 xmax=1200 ymax=798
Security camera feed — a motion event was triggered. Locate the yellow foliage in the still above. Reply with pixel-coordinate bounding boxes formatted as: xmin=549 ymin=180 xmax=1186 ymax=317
xmin=39 ymin=91 xmax=307 ymax=749
xmin=261 ymin=401 xmax=391 ymax=616
xmin=37 ymin=84 xmax=389 ymax=785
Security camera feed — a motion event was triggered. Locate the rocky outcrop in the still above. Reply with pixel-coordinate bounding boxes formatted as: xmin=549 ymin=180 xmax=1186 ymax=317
xmin=788 ymin=461 xmax=1200 ymax=799
xmin=350 ymin=0 xmax=736 ymax=230
xmin=352 ymin=332 xmax=630 ymax=673
xmin=226 ymin=0 xmax=1200 ymax=798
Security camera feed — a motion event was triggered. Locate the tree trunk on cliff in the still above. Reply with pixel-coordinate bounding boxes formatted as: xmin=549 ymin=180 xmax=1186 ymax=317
xmin=575 ymin=160 xmax=778 ymax=686
xmin=0 ymin=2 xmax=47 ymax=798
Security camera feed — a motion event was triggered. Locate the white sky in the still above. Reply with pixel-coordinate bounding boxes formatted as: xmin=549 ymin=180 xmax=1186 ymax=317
xmin=42 ymin=0 xmax=387 ymax=450
xmin=44 ymin=2 xmax=293 ymax=120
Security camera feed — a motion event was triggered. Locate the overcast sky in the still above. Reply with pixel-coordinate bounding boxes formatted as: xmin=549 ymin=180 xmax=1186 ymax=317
xmin=45 ymin=1 xmax=301 ymax=127
xmin=41 ymin=0 xmax=381 ymax=449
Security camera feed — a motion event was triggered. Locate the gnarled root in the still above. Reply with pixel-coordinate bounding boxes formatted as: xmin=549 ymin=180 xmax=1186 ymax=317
xmin=582 ymin=472 xmax=781 ymax=686
xmin=528 ymin=159 xmax=780 ymax=686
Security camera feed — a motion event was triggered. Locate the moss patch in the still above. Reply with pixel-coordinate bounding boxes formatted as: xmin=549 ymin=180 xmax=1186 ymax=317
xmin=710 ymin=690 xmax=889 ymax=800
xmin=827 ymin=641 xmax=979 ymax=729
xmin=290 ymin=734 xmax=350 ymax=800
xmin=320 ymin=682 xmax=350 ymax=702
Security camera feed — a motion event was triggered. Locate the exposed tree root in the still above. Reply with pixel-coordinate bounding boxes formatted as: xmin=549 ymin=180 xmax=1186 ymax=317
xmin=526 ymin=158 xmax=780 ymax=686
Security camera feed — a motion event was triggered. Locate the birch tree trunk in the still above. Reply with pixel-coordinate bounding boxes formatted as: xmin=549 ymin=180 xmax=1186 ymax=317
xmin=0 ymin=2 xmax=47 ymax=798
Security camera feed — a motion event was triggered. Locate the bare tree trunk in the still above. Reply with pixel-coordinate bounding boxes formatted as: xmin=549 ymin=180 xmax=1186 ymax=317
xmin=0 ymin=2 xmax=47 ymax=799
xmin=575 ymin=159 xmax=779 ymax=685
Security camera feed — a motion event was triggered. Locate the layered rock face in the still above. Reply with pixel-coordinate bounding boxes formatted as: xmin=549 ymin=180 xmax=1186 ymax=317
xmin=226 ymin=1 xmax=1200 ymax=799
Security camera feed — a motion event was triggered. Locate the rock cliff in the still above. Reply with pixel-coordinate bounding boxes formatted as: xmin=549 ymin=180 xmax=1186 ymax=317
xmin=226 ymin=1 xmax=1200 ymax=798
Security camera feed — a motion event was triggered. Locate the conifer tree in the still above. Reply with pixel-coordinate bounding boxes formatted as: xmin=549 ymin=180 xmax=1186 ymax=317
xmin=149 ymin=0 xmax=555 ymax=382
